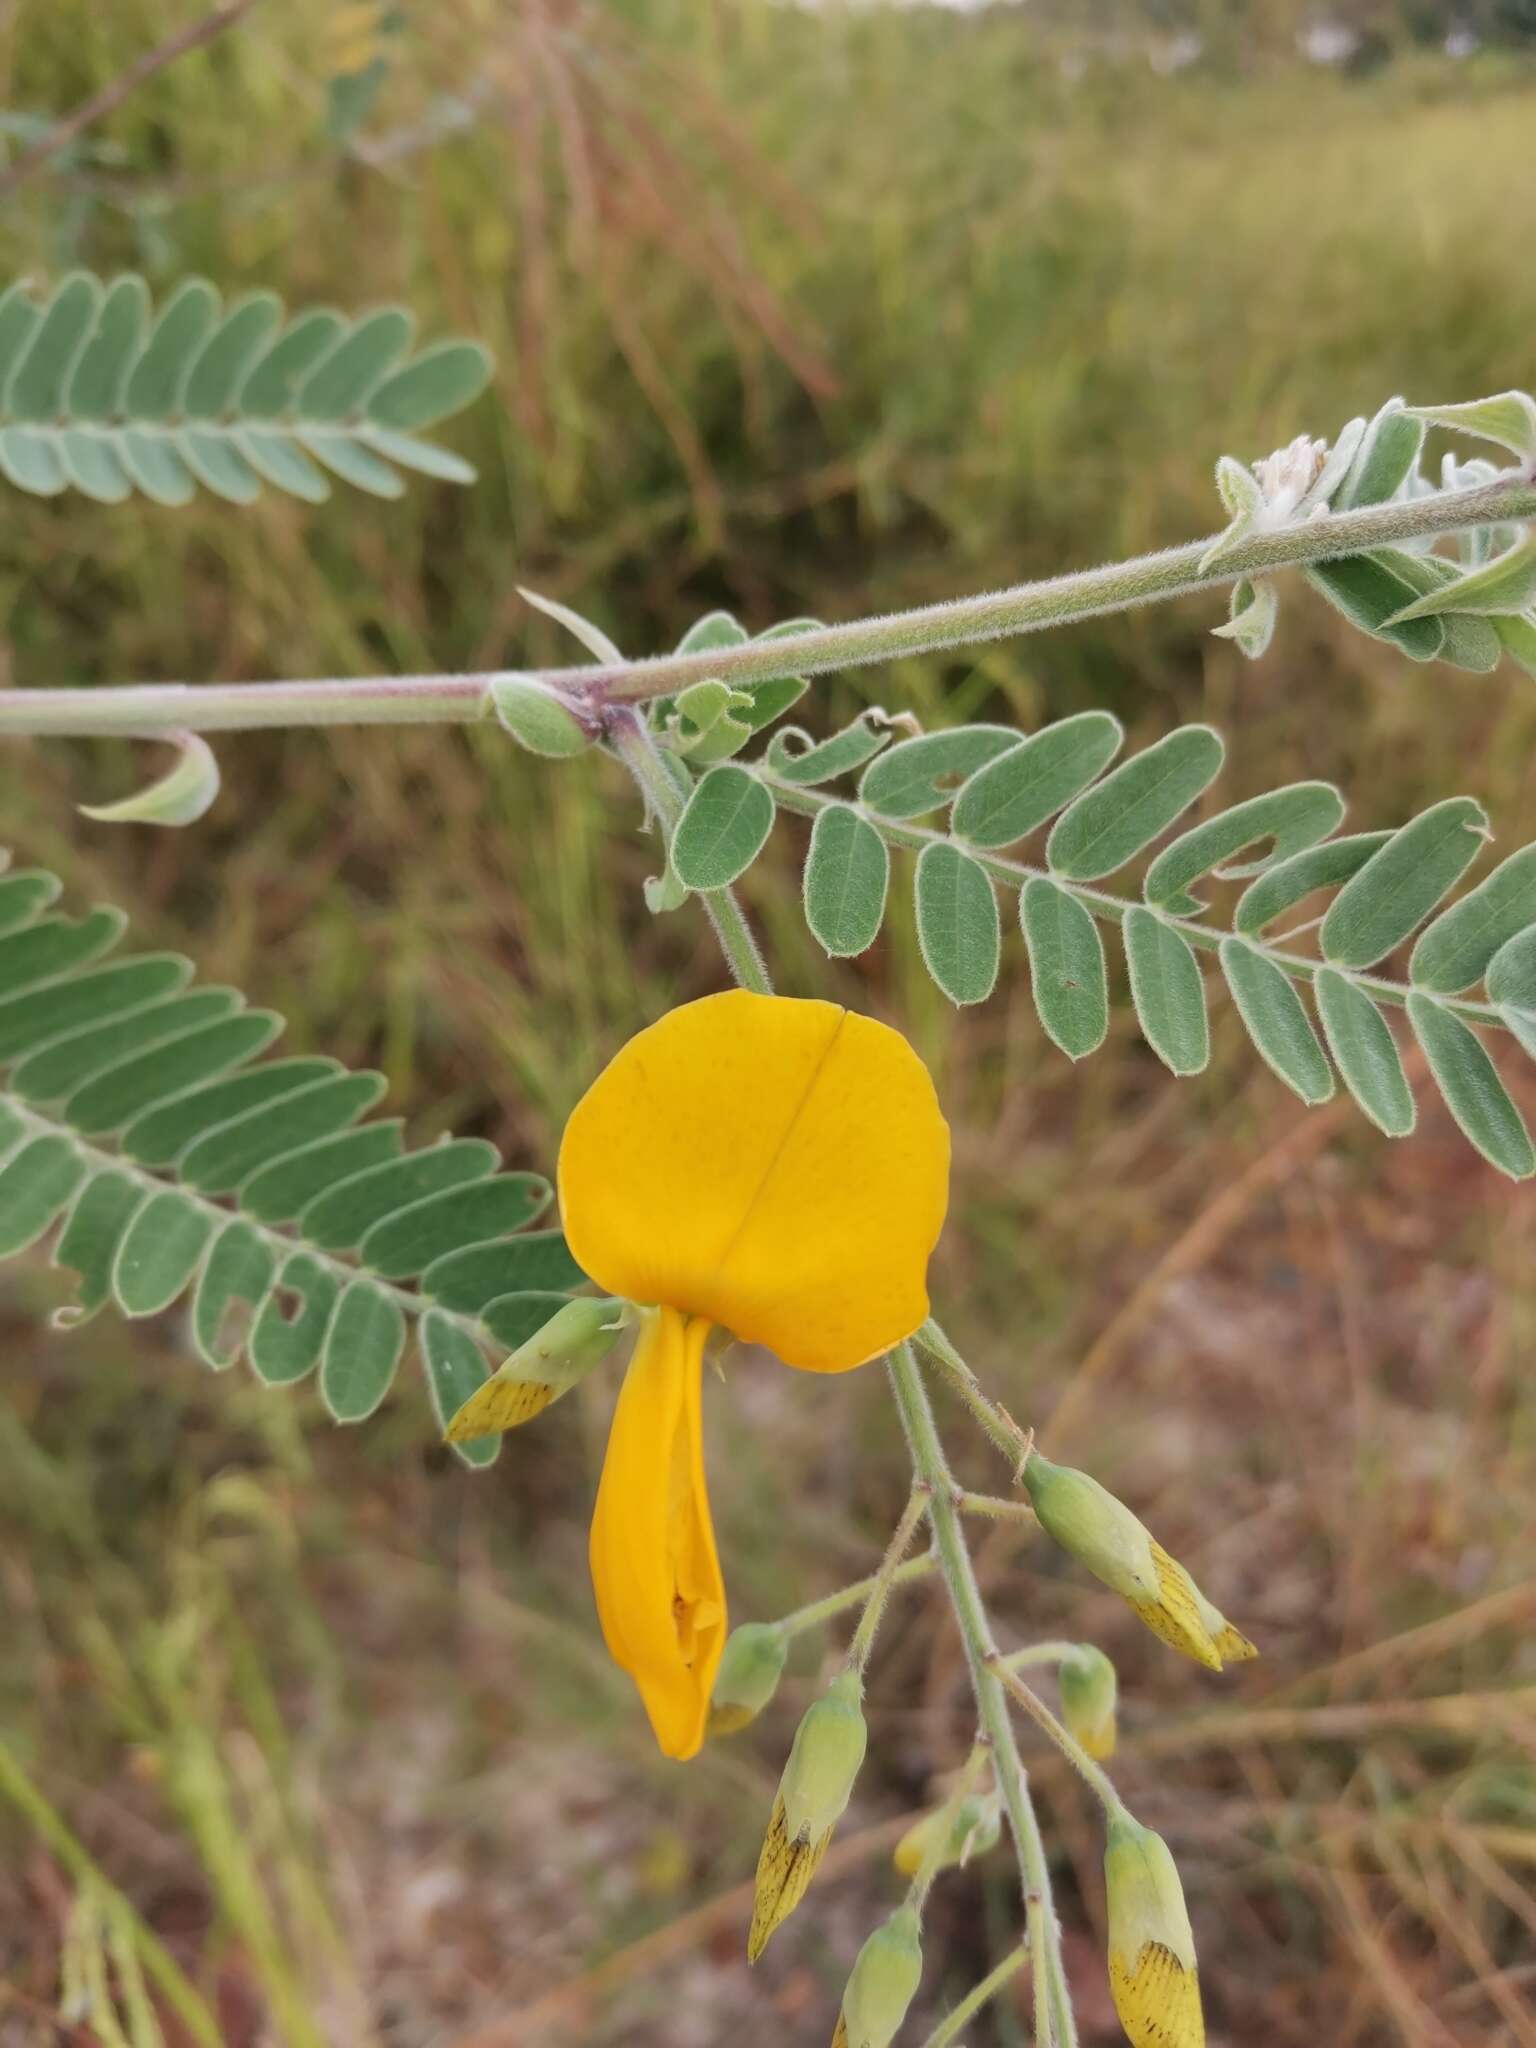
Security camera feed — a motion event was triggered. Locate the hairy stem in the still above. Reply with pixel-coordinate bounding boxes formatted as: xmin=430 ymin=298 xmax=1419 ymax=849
xmin=777 ymin=1553 xmax=937 ymax=1639
xmin=919 ymin=1944 xmax=1029 ymax=2048
xmin=917 ymin=1318 xmax=1034 ymax=1471
xmin=4 ymin=473 xmax=1534 ymax=737
xmin=989 ymin=1655 xmax=1127 ymax=1819
xmin=888 ymin=1342 xmax=1076 ymax=2048
xmin=847 ymin=1488 xmax=932 ymax=1674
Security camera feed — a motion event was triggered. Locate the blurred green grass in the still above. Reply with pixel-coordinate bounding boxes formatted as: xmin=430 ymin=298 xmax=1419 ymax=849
xmin=3 ymin=6 xmax=1536 ymax=2043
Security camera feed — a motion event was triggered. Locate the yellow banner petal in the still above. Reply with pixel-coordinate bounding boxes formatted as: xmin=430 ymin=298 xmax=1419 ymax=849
xmin=559 ymin=992 xmax=949 ymax=1372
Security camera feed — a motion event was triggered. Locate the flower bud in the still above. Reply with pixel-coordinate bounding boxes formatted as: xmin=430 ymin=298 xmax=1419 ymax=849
xmin=749 ymin=1670 xmax=867 ymax=1963
xmin=444 ymin=1298 xmax=631 ymax=1441
xmin=834 ymin=1905 xmax=923 ymax=2048
xmin=892 ymin=1792 xmax=1001 ymax=1878
xmin=1103 ymin=1813 xmax=1204 ymax=2048
xmin=709 ymin=1623 xmax=789 ymax=1736
xmin=1021 ymin=1454 xmax=1158 ymax=1601
xmin=1023 ymin=1454 xmax=1256 ymax=1673
xmin=489 ymin=674 xmax=594 ymax=758
xmin=1059 ymin=1646 xmax=1118 ymax=1762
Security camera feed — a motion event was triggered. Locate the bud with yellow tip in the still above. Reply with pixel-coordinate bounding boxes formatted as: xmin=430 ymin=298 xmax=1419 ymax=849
xmin=749 ymin=1670 xmax=867 ymax=1962
xmin=444 ymin=1298 xmax=631 ymax=1441
xmin=709 ymin=1623 xmax=789 ymax=1736
xmin=834 ymin=1904 xmax=923 ymax=2048
xmin=1059 ymin=1645 xmax=1118 ymax=1761
xmin=892 ymin=1792 xmax=1001 ymax=1878
xmin=1103 ymin=1812 xmax=1204 ymax=2048
xmin=1023 ymin=1454 xmax=1255 ymax=1673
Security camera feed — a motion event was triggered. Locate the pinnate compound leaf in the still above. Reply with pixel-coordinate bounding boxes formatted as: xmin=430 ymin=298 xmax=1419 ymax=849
xmin=1123 ymin=908 xmax=1208 ymax=1075
xmin=1314 ymin=968 xmax=1415 ymax=1137
xmin=914 ymin=842 xmax=1000 ymax=1005
xmin=803 ymin=803 xmax=890 ymax=958
xmin=1321 ymin=799 xmax=1489 ymax=970
xmin=1047 ymin=726 xmax=1224 ymax=882
xmin=0 ymin=273 xmax=490 ymax=503
xmin=0 ymin=847 xmax=586 ymax=1451
xmin=1407 ymin=994 xmax=1535 ymax=1179
xmin=672 ymin=765 xmax=776 ymax=889
xmin=1219 ymin=941 xmax=1333 ymax=1104
xmin=1234 ymin=831 xmax=1393 ymax=936
xmin=1020 ymin=878 xmax=1107 ymax=1060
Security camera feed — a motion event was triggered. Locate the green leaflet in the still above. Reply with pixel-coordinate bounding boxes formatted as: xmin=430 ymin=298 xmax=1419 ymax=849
xmin=950 ymin=712 xmax=1123 ymax=850
xmin=1234 ymin=831 xmax=1393 ymax=936
xmin=420 ymin=1310 xmax=500 ymax=1468
xmin=1338 ymin=404 xmax=1423 ymax=509
xmin=322 ymin=1281 xmax=408 ymax=1422
xmin=1321 ymin=799 xmax=1489 ymax=970
xmin=0 ymin=272 xmax=491 ymax=503
xmin=1305 ymin=556 xmax=1445 ymax=662
xmin=671 ymin=764 xmax=776 ymax=889
xmin=803 ymin=803 xmax=890 ymax=958
xmin=765 ymin=715 xmax=892 ymax=786
xmin=1313 ymin=968 xmax=1415 ymax=1137
xmin=1382 ymin=538 xmax=1536 ymax=626
xmin=1404 ymin=391 xmax=1536 ymax=461
xmin=114 ymin=1192 xmax=214 ymax=1317
xmin=1020 ymin=878 xmax=1108 ymax=1061
xmin=1219 ymin=941 xmax=1333 ymax=1105
xmin=1144 ymin=782 xmax=1345 ymax=915
xmin=1122 ymin=908 xmax=1209 ymax=1076
xmin=914 ymin=842 xmax=1000 ymax=1005
xmin=1409 ymin=845 xmax=1536 ymax=994
xmin=1407 ymin=995 xmax=1535 ymax=1180
xmin=860 ymin=726 xmax=1020 ymax=821
xmin=1046 ymin=726 xmax=1224 ymax=882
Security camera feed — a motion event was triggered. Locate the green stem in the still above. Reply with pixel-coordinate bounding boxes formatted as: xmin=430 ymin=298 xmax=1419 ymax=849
xmin=916 ymin=1317 xmax=1033 ymax=1473
xmin=777 ymin=1553 xmax=937 ymax=1639
xmin=957 ymin=1491 xmax=1038 ymax=1524
xmin=847 ymin=1488 xmax=932 ymax=1673
xmin=0 ymin=1736 xmax=224 ymax=2047
xmin=3 ymin=472 xmax=1533 ymax=736
xmin=606 ymin=710 xmax=771 ymax=995
xmin=988 ymin=1656 xmax=1126 ymax=1819
xmin=918 ymin=1944 xmax=1029 ymax=2048
xmin=905 ymin=1742 xmax=991 ymax=1915
xmin=888 ymin=1342 xmax=1076 ymax=2048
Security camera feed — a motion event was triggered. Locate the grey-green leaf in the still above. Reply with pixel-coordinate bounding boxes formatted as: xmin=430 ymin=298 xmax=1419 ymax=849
xmin=113 ymin=1191 xmax=214 ymax=1316
xmin=764 ymin=715 xmax=892 ymax=786
xmin=951 ymin=712 xmax=1123 ymax=850
xmin=1340 ymin=406 xmax=1424 ymax=509
xmin=1047 ymin=726 xmax=1224 ymax=882
xmin=803 ymin=804 xmax=889 ymax=957
xmin=1407 ymin=994 xmax=1535 ymax=1179
xmin=860 ymin=727 xmax=1020 ymax=821
xmin=0 ymin=1135 xmax=86 ymax=1255
xmin=1321 ymin=798 xmax=1489 ymax=970
xmin=300 ymin=1139 xmax=499 ymax=1251
xmin=238 ymin=1120 xmax=403 ymax=1225
xmin=914 ymin=842 xmax=1000 ymax=1006
xmin=422 ymin=1231 xmax=585 ymax=1314
xmin=183 ymin=293 xmax=283 ymax=418
xmin=359 ymin=1175 xmax=549 ymax=1280
xmin=1305 ymin=557 xmax=1445 ymax=661
xmin=53 ymin=1172 xmax=143 ymax=1324
xmin=671 ymin=765 xmax=775 ymax=890
xmin=193 ymin=1221 xmax=276 ymax=1370
xmin=1234 ymin=831 xmax=1394 ymax=936
xmin=238 ymin=310 xmax=345 ymax=417
xmin=367 ymin=341 xmax=493 ymax=430
xmin=179 ymin=1071 xmax=386 ymax=1192
xmin=321 ymin=1280 xmax=407 ymax=1422
xmin=420 ymin=1309 xmax=500 ymax=1467
xmin=1381 ymin=538 xmax=1536 ymax=626
xmin=248 ymin=1252 xmax=337 ymax=1385
xmin=1020 ymin=877 xmax=1107 ymax=1060
xmin=299 ymin=308 xmax=414 ymax=420
xmin=8 ymin=273 xmax=99 ymax=421
xmin=1218 ymin=941 xmax=1334 ymax=1104
xmin=1144 ymin=783 xmax=1345 ymax=915
xmin=66 ymin=275 xmax=147 ymax=419
xmin=1313 ymin=968 xmax=1415 ymax=1137
xmin=1123 ymin=908 xmax=1208 ymax=1075
xmin=1409 ymin=845 xmax=1536 ymax=994
xmin=123 ymin=279 xmax=219 ymax=420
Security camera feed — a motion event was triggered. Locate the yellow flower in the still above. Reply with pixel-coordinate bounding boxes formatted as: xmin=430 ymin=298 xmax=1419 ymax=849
xmin=1104 ymin=1813 xmax=1204 ymax=2048
xmin=560 ymin=991 xmax=950 ymax=1761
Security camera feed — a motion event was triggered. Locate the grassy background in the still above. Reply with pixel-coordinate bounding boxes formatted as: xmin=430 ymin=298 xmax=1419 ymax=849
xmin=3 ymin=5 xmax=1536 ymax=2042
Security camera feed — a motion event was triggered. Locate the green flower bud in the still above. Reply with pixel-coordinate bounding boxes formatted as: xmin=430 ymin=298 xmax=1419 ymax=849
xmin=1104 ymin=1813 xmax=1204 ymax=2048
xmin=780 ymin=1670 xmax=868 ymax=1842
xmin=1022 ymin=1453 xmax=1158 ymax=1601
xmin=892 ymin=1792 xmax=1001 ymax=1877
xmin=749 ymin=1670 xmax=867 ymax=1963
xmin=836 ymin=1905 xmax=923 ymax=2048
xmin=709 ymin=1623 xmax=789 ymax=1736
xmin=490 ymin=674 xmax=594 ymax=758
xmin=444 ymin=1298 xmax=632 ymax=1441
xmin=1059 ymin=1646 xmax=1118 ymax=1762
